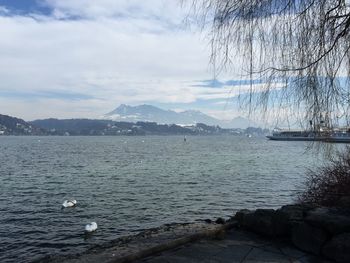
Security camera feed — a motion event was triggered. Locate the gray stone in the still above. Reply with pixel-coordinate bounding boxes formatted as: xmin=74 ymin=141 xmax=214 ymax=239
xmin=291 ymin=222 xmax=328 ymax=255
xmin=244 ymin=209 xmax=278 ymax=237
xmin=215 ymin=218 xmax=226 ymax=225
xmin=338 ymin=196 xmax=350 ymax=207
xmin=322 ymin=232 xmax=350 ymax=263
xmin=235 ymin=206 xmax=310 ymax=237
xmin=234 ymin=209 xmax=252 ymax=225
xmin=255 ymin=209 xmax=276 ymax=216
xmin=277 ymin=204 xmax=307 ymax=221
xmin=305 ymin=207 xmax=350 ymax=235
xmin=273 ymin=204 xmax=313 ymax=237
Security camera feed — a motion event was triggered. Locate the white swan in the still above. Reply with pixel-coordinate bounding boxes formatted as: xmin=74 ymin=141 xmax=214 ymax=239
xmin=85 ymin=222 xmax=98 ymax=232
xmin=62 ymin=199 xmax=77 ymax=208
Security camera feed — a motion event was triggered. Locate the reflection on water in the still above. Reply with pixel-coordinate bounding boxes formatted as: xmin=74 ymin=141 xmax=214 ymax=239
xmin=0 ymin=136 xmax=323 ymax=262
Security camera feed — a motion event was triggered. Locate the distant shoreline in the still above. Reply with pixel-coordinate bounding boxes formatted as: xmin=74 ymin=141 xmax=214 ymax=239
xmin=1 ymin=113 xmax=268 ymax=136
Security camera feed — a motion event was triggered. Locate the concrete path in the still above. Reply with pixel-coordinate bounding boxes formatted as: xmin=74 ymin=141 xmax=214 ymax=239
xmin=137 ymin=229 xmax=332 ymax=263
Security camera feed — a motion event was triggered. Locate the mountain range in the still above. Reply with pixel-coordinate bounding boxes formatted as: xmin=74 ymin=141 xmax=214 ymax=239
xmin=1 ymin=113 xmax=268 ymax=136
xmin=104 ymin=104 xmax=257 ymax=129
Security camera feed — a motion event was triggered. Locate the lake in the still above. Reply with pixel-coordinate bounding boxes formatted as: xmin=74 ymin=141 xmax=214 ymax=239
xmin=0 ymin=136 xmax=323 ymax=262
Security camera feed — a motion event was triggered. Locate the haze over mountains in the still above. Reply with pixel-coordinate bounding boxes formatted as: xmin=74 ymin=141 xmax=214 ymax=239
xmin=0 ymin=113 xmax=268 ymax=136
xmin=104 ymin=104 xmax=257 ymax=129
xmin=0 ymin=104 xmax=260 ymax=136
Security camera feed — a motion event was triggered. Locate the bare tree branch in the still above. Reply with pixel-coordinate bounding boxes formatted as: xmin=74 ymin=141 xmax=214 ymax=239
xmin=186 ymin=0 xmax=350 ymax=128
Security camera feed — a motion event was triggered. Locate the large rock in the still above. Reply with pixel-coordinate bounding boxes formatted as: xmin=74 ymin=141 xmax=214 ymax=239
xmin=235 ymin=206 xmax=310 ymax=237
xmin=305 ymin=207 xmax=350 ymax=235
xmin=338 ymin=196 xmax=350 ymax=208
xmin=279 ymin=204 xmax=313 ymax=220
xmin=236 ymin=209 xmax=277 ymax=237
xmin=215 ymin=217 xmax=226 ymax=224
xmin=276 ymin=205 xmax=304 ymax=220
xmin=322 ymin=233 xmax=350 ymax=263
xmin=291 ymin=222 xmax=329 ymax=255
xmin=250 ymin=209 xmax=277 ymax=237
xmin=234 ymin=209 xmax=253 ymax=225
xmin=273 ymin=205 xmax=309 ymax=236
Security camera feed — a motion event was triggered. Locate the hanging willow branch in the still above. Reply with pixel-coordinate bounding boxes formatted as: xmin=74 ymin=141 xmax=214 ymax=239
xmin=186 ymin=0 xmax=350 ymax=128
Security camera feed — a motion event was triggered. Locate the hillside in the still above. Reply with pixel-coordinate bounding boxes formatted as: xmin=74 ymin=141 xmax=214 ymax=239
xmin=0 ymin=114 xmax=46 ymax=135
xmin=0 ymin=114 xmax=267 ymax=136
xmin=30 ymin=119 xmax=235 ymax=136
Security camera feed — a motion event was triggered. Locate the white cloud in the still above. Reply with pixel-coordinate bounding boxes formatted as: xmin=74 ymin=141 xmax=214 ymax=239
xmin=44 ymin=0 xmax=187 ymax=21
xmin=0 ymin=0 xmax=271 ymax=121
xmin=0 ymin=3 xmax=215 ymax=119
xmin=0 ymin=6 xmax=9 ymax=15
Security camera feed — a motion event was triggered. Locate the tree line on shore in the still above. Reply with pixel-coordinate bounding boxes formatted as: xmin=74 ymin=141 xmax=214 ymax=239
xmin=0 ymin=114 xmax=268 ymax=136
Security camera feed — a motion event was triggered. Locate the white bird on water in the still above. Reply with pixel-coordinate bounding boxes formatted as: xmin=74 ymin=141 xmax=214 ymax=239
xmin=85 ymin=222 xmax=98 ymax=232
xmin=62 ymin=199 xmax=77 ymax=208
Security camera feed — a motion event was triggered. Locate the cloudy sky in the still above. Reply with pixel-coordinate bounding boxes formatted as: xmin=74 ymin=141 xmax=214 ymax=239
xmin=0 ymin=0 xmax=275 ymax=121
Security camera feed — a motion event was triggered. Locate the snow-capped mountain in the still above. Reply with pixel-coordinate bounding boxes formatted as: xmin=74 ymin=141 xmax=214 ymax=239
xmin=104 ymin=104 xmax=258 ymax=128
xmin=104 ymin=104 xmax=219 ymax=125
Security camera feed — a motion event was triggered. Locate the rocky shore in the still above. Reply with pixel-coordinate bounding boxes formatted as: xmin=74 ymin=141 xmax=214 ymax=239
xmin=234 ymin=204 xmax=350 ymax=262
xmin=41 ymin=222 xmax=235 ymax=263
xmin=42 ymin=204 xmax=350 ymax=263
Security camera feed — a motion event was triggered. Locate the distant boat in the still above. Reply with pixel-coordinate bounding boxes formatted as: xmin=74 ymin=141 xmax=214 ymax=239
xmin=267 ymin=128 xmax=350 ymax=143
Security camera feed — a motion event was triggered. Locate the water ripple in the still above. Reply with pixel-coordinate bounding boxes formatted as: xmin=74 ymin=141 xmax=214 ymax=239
xmin=0 ymin=135 xmax=325 ymax=262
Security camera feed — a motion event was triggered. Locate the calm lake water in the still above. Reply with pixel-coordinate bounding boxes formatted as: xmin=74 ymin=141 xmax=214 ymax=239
xmin=0 ymin=136 xmax=324 ymax=262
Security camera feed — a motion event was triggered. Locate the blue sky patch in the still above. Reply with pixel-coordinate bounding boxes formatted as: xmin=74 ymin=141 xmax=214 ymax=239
xmin=0 ymin=0 xmax=51 ymax=15
xmin=193 ymin=78 xmax=265 ymax=88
